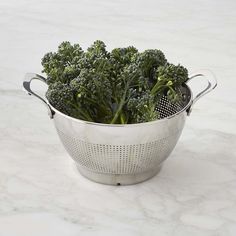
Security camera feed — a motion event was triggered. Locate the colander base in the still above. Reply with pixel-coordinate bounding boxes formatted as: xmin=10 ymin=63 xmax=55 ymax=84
xmin=76 ymin=164 xmax=162 ymax=185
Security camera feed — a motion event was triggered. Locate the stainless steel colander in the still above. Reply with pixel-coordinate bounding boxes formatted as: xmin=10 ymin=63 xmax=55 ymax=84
xmin=23 ymin=71 xmax=217 ymax=185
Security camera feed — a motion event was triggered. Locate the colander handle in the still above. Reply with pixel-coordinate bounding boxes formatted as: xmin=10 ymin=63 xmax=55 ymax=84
xmin=186 ymin=70 xmax=217 ymax=115
xmin=23 ymin=73 xmax=55 ymax=118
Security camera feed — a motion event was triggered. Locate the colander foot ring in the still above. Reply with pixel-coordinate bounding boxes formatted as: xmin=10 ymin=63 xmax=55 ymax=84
xmin=76 ymin=165 xmax=162 ymax=185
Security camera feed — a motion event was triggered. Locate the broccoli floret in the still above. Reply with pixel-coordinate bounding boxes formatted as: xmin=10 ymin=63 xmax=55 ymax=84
xmin=87 ymin=40 xmax=108 ymax=57
xmin=157 ymin=63 xmax=188 ymax=85
xmin=120 ymin=64 xmax=148 ymax=90
xmin=151 ymin=63 xmax=188 ymax=102
xmin=127 ymin=91 xmax=159 ymax=123
xmin=78 ymin=40 xmax=110 ymax=72
xmin=46 ymin=81 xmax=75 ymax=115
xmin=134 ymin=49 xmax=167 ymax=83
xmin=42 ymin=41 xmax=83 ymax=84
xmin=110 ymin=46 xmax=138 ymax=75
xmin=70 ymin=69 xmax=112 ymax=105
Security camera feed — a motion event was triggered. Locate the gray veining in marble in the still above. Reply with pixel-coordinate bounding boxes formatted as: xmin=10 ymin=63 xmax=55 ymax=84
xmin=0 ymin=0 xmax=236 ymax=235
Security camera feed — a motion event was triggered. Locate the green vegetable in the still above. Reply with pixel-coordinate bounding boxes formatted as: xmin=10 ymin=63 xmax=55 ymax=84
xmin=134 ymin=49 xmax=167 ymax=85
xmin=42 ymin=41 xmax=83 ymax=84
xmin=127 ymin=91 xmax=159 ymax=123
xmin=42 ymin=40 xmax=188 ymax=124
xmin=46 ymin=82 xmax=75 ymax=116
xmin=151 ymin=64 xmax=188 ymax=102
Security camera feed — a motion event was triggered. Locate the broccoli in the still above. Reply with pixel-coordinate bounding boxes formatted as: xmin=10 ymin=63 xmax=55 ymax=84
xmin=109 ymin=64 xmax=149 ymax=124
xmin=42 ymin=41 xmax=83 ymax=84
xmin=127 ymin=91 xmax=159 ymax=123
xmin=151 ymin=63 xmax=188 ymax=102
xmin=110 ymin=46 xmax=138 ymax=76
xmin=46 ymin=81 xmax=75 ymax=116
xmin=87 ymin=40 xmax=108 ymax=57
xmin=157 ymin=63 xmax=188 ymax=85
xmin=42 ymin=40 xmax=189 ymax=124
xmin=70 ymin=66 xmax=113 ymax=123
xmin=134 ymin=49 xmax=167 ymax=84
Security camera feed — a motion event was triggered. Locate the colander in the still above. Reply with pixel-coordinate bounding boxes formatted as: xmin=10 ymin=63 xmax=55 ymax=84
xmin=23 ymin=71 xmax=217 ymax=185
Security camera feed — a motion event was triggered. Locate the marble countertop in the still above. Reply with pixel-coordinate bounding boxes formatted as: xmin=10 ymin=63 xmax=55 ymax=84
xmin=1 ymin=0 xmax=236 ymax=235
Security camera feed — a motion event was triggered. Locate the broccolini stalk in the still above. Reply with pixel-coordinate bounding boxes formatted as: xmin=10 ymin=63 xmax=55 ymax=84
xmin=110 ymin=64 xmax=147 ymax=124
xmin=110 ymin=82 xmax=129 ymax=124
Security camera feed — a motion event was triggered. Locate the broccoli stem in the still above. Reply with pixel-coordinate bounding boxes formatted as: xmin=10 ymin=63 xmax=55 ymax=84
xmin=150 ymin=84 xmax=166 ymax=96
xmin=72 ymin=103 xmax=94 ymax=122
xmin=110 ymin=84 xmax=129 ymax=124
xmin=110 ymin=71 xmax=138 ymax=124
xmin=110 ymin=97 xmax=126 ymax=124
xmin=120 ymin=111 xmax=126 ymax=124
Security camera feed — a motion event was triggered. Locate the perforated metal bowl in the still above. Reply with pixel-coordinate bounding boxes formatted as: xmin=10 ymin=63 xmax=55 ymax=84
xmin=23 ymin=71 xmax=217 ymax=185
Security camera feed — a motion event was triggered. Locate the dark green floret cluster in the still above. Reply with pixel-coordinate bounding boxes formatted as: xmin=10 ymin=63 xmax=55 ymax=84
xmin=42 ymin=40 xmax=188 ymax=124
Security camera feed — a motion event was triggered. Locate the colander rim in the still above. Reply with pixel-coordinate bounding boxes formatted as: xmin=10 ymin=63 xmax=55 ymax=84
xmin=48 ymin=84 xmax=193 ymax=127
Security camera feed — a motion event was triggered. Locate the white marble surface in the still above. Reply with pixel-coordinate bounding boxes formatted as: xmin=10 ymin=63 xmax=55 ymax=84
xmin=1 ymin=0 xmax=236 ymax=235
